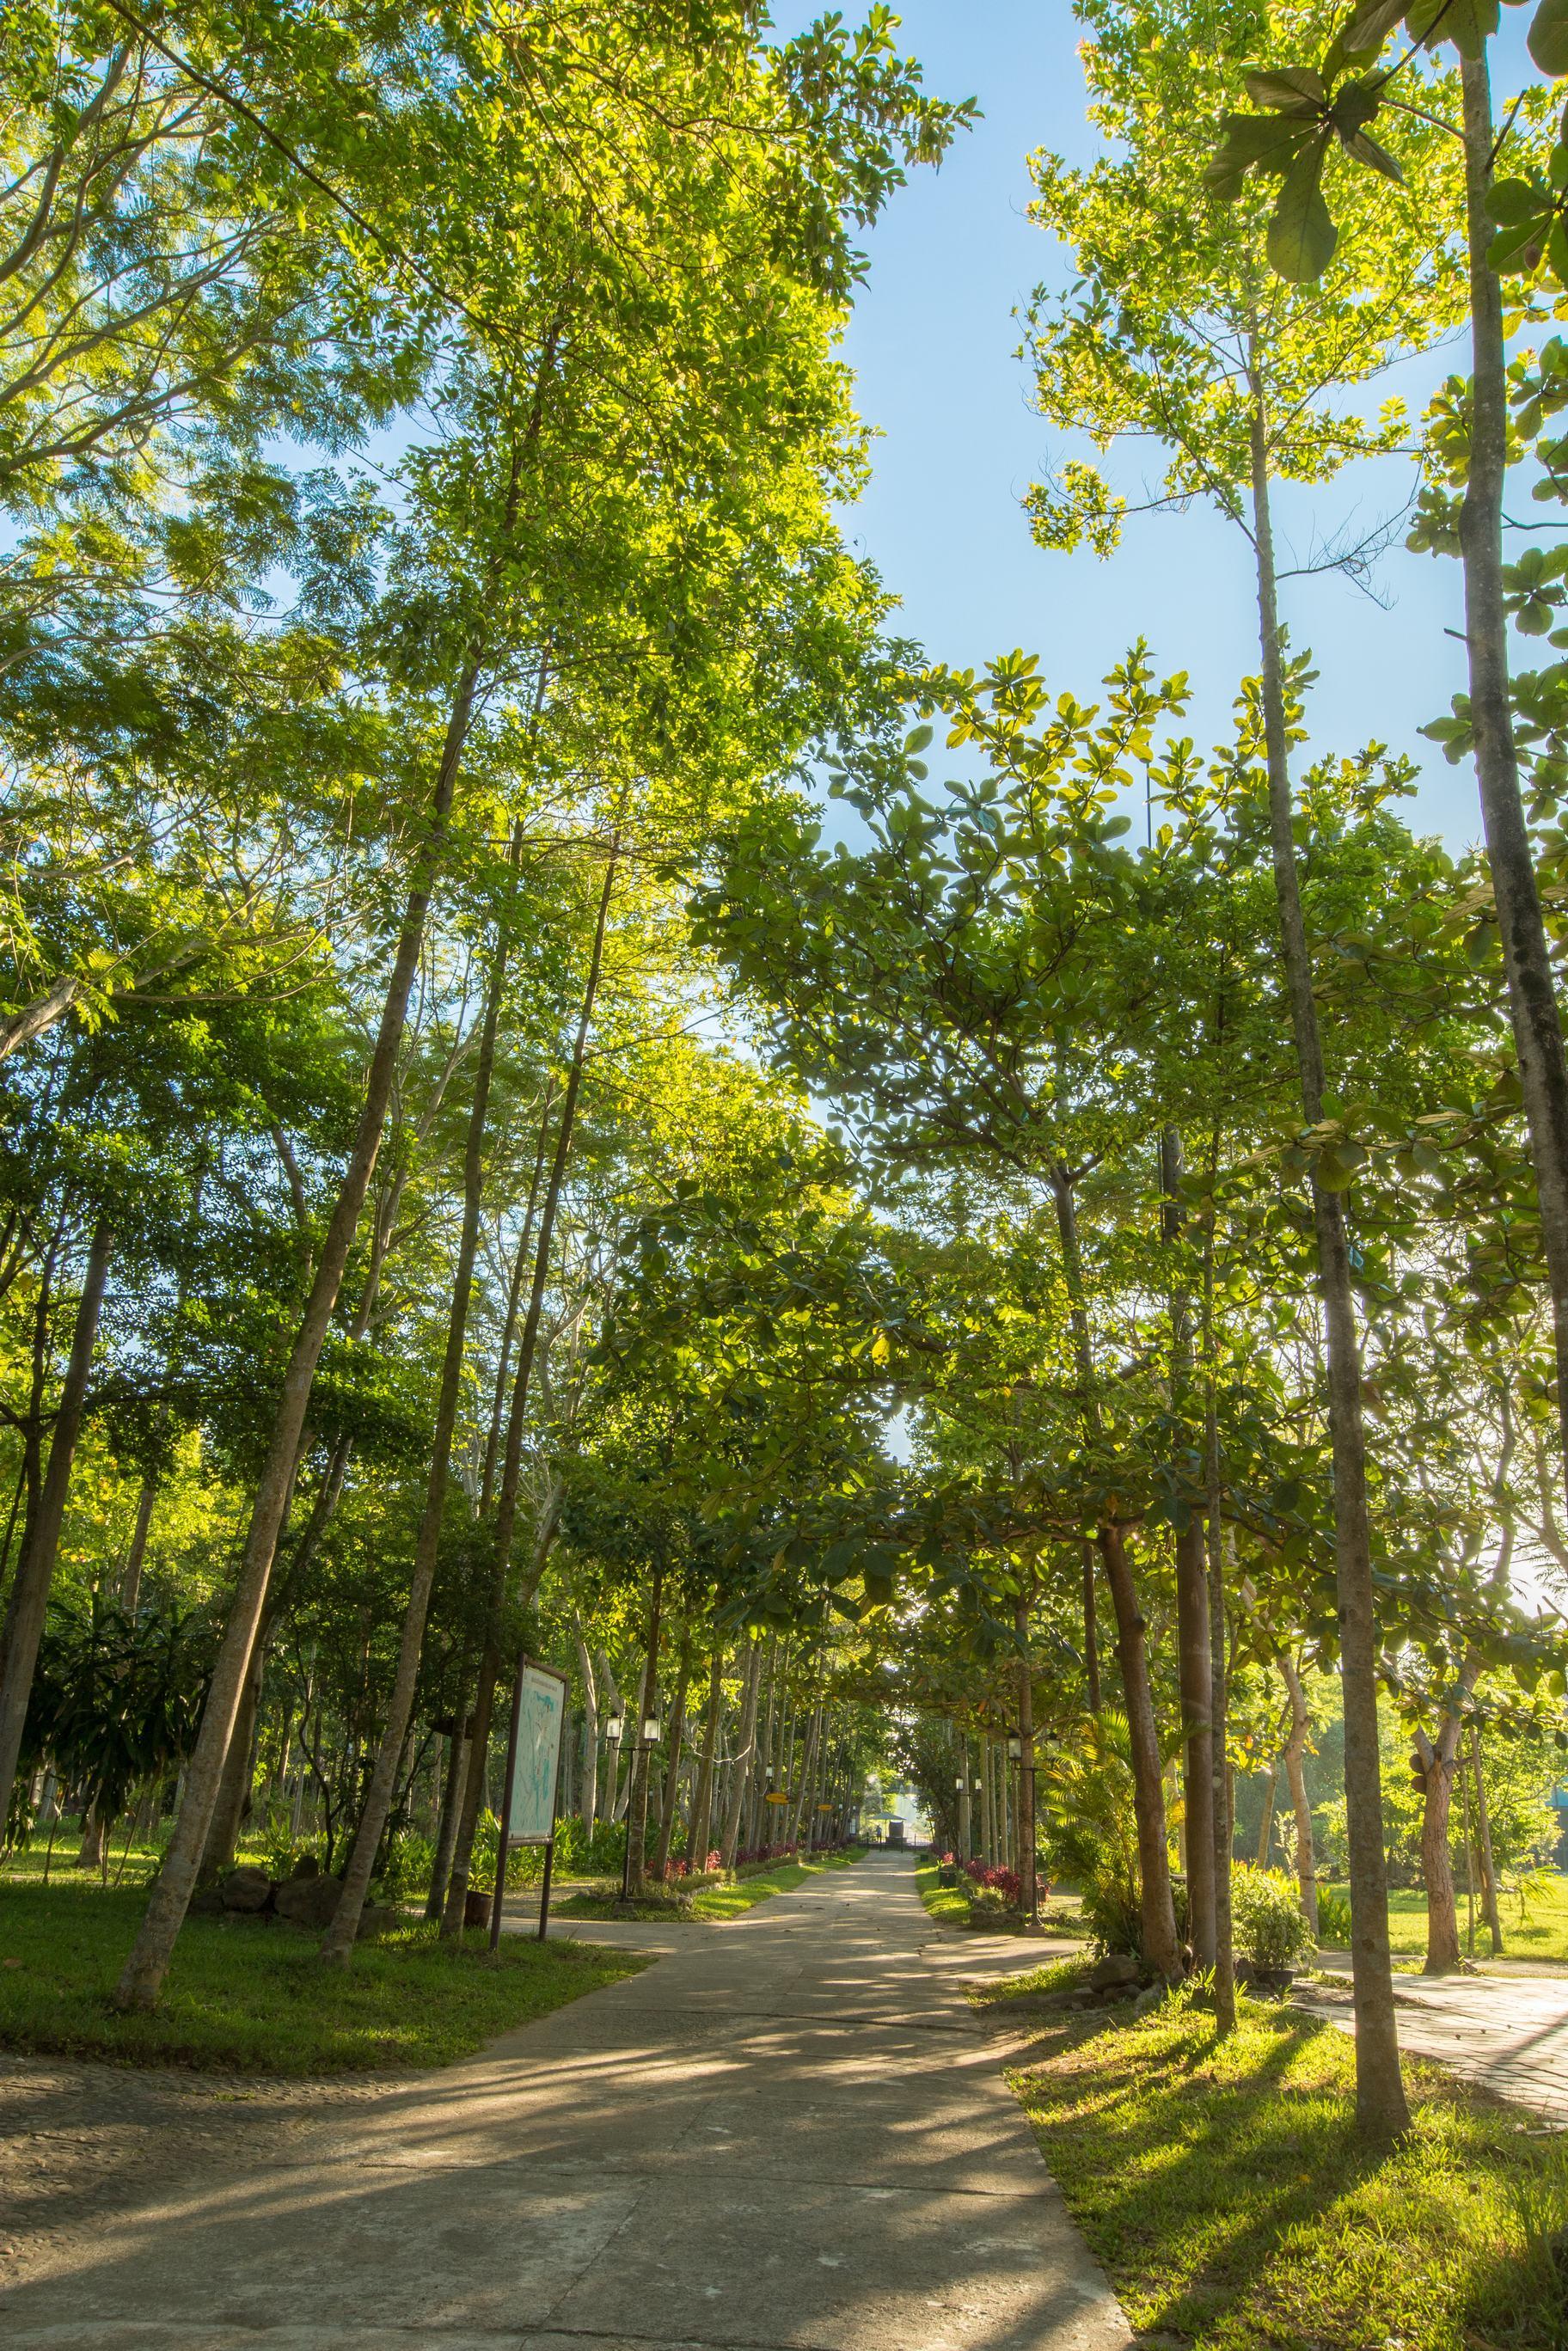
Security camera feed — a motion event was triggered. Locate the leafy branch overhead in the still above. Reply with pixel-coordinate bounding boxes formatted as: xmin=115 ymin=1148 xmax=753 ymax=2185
xmin=1209 ymin=0 xmax=1568 ymax=283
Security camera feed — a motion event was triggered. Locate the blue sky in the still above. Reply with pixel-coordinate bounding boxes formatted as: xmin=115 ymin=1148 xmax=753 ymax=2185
xmin=767 ymin=2 xmax=1541 ymax=851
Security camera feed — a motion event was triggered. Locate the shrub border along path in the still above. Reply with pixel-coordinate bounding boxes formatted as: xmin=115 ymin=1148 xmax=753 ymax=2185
xmin=549 ymin=1844 xmax=867 ymax=1922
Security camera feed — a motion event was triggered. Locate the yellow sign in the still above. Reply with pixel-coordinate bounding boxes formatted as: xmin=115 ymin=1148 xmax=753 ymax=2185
xmin=764 ymin=1791 xmax=789 ymax=1804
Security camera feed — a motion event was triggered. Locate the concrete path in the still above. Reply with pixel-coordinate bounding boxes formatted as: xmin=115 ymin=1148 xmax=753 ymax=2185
xmin=1296 ymin=1967 xmax=1568 ymax=2123
xmin=0 ymin=1852 xmax=1130 ymax=2351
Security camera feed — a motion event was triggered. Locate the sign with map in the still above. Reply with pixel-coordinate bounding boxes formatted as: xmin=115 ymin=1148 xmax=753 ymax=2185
xmin=505 ymin=1661 xmax=567 ymax=1845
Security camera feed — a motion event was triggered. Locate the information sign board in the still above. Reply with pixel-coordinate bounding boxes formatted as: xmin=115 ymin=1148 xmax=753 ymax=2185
xmin=507 ymin=1662 xmax=567 ymax=1845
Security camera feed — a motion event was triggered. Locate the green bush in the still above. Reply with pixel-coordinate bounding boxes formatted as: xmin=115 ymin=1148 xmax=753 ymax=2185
xmin=1315 ymin=1885 xmax=1351 ymax=1947
xmin=1232 ymin=1864 xmax=1317 ymax=1971
xmin=375 ymin=1829 xmax=435 ymax=1902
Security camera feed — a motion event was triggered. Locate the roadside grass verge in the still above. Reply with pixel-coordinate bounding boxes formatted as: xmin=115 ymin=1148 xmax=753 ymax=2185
xmin=1010 ymin=1993 xmax=1566 ymax=2350
xmin=914 ymin=1859 xmax=971 ymax=1925
xmin=0 ymin=1877 xmax=644 ymax=2072
xmin=553 ymin=1846 xmax=866 ymax=1923
xmin=967 ymin=1956 xmax=1090 ymax=2008
xmin=915 ymin=1863 xmax=1090 ymax=1940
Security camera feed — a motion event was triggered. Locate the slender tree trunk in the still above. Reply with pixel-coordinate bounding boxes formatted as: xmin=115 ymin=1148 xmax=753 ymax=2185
xmin=322 ymin=928 xmax=509 ymax=1962
xmin=0 ymin=1217 xmax=113 ymax=1828
xmin=576 ymin=1629 xmax=598 ymax=1830
xmin=1416 ymin=1731 xmax=1463 ymax=1975
xmin=76 ymin=1801 xmax=107 ymax=1872
xmin=1081 ymin=1542 xmax=1101 ymax=1714
xmin=480 ymin=1086 xmax=556 ymax=1515
xmin=1248 ymin=389 xmax=1409 ymax=2141
xmin=199 ymin=1640 xmax=266 ymax=1880
xmin=1256 ymin=1767 xmax=1277 ymax=1870
xmin=652 ymin=1624 xmax=692 ymax=1880
xmin=624 ymin=1561 xmax=665 ymax=1900
xmin=441 ymin=844 xmax=617 ymax=1938
xmin=1097 ymin=1523 xmax=1180 ymax=1976
xmin=114 ymin=656 xmax=483 ymax=2012
xmin=1206 ymin=1349 xmax=1236 ymax=2031
xmin=687 ymin=1646 xmax=723 ymax=1876
xmin=1163 ymin=1127 xmax=1216 ymax=1968
xmin=1175 ymin=1516 xmax=1216 ymax=1968
xmin=1459 ymin=55 xmax=1568 ymax=1503
xmin=720 ymin=1642 xmax=761 ymax=1869
xmin=1015 ymin=1595 xmax=1038 ymax=1925
xmin=1278 ymin=1656 xmax=1318 ymax=1938
xmin=1473 ymin=1729 xmax=1504 ymax=1956
xmin=119 ymin=1474 xmax=157 ymax=1611
xmin=426 ymin=1721 xmax=468 ymax=1919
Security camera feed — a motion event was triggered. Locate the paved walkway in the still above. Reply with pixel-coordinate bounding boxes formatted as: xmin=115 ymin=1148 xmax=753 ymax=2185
xmin=1296 ymin=1967 xmax=1568 ymax=2122
xmin=0 ymin=1853 xmax=1130 ymax=2351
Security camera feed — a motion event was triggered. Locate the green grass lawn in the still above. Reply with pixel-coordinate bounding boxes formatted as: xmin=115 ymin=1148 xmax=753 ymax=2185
xmin=0 ymin=1877 xmax=646 ymax=2072
xmin=553 ymin=1846 xmax=867 ymax=1923
xmin=1379 ymin=1875 xmax=1568 ymax=1964
xmin=1009 ymin=1994 xmax=1565 ymax=2350
xmin=914 ymin=1858 xmax=972 ymax=1925
xmin=966 ymin=1956 xmax=1091 ymax=2008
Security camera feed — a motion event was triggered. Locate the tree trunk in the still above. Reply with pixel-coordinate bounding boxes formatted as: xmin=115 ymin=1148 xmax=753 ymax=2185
xmin=1416 ymin=1658 xmax=1481 ymax=1976
xmin=199 ymin=1639 xmax=266 ymax=1881
xmin=719 ymin=1641 xmax=761 ymax=1869
xmin=1205 ymin=1346 xmax=1236 ymax=2032
xmin=1416 ymin=1732 xmax=1462 ymax=1975
xmin=1256 ymin=1767 xmax=1277 ymax=1869
xmin=441 ymin=844 xmax=617 ymax=1938
xmin=76 ymin=1800 xmax=107 ymax=1872
xmin=480 ymin=1086 xmax=556 ymax=1515
xmin=687 ymin=1646 xmax=723 ymax=1876
xmin=0 ymin=1216 xmax=113 ymax=1830
xmin=1097 ymin=1522 xmax=1180 ymax=1976
xmin=1248 ymin=387 xmax=1409 ymax=2141
xmin=1163 ymin=1126 xmax=1216 ymax=1968
xmin=322 ymin=922 xmax=508 ymax=1963
xmin=1473 ymin=1728 xmax=1504 ymax=1956
xmin=114 ymin=654 xmax=483 ymax=2013
xmin=624 ymin=1563 xmax=665 ymax=1899
xmin=1081 ymin=1541 xmax=1101 ymax=1715
xmin=1015 ymin=1595 xmax=1038 ymax=1925
xmin=1278 ymin=1656 xmax=1318 ymax=1938
xmin=1459 ymin=54 xmax=1568 ymax=1504
xmin=119 ymin=1474 xmax=157 ymax=1611
xmin=652 ymin=1624 xmax=692 ymax=1880
xmin=576 ymin=1629 xmax=598 ymax=1830
xmin=1175 ymin=1519 xmax=1216 ymax=1968
xmin=426 ymin=1720 xmax=468 ymax=1920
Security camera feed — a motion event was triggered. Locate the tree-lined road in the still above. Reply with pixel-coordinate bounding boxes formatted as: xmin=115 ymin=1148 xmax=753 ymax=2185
xmin=0 ymin=1856 xmax=1128 ymax=2351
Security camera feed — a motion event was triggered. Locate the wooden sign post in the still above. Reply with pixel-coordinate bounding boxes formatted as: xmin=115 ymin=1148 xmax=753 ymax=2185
xmin=489 ymin=1655 xmax=568 ymax=1951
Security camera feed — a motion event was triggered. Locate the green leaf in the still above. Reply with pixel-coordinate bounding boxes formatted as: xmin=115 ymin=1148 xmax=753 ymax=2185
xmin=1340 ymin=125 xmax=1406 ymax=182
xmin=1531 ymin=0 xmax=1568 ymax=75
xmin=1244 ymin=65 xmax=1326 ymax=115
xmin=1406 ymin=0 xmax=1500 ymax=52
xmin=1267 ymin=136 xmax=1338 ymax=282
xmin=1207 ymin=111 xmax=1312 ymax=200
xmin=1341 ymin=0 xmax=1410 ymax=54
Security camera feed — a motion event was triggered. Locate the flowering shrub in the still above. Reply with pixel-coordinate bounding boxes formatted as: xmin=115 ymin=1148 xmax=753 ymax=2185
xmin=658 ymin=1851 xmax=721 ymax=1879
xmin=965 ymin=1859 xmax=1022 ymax=1906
